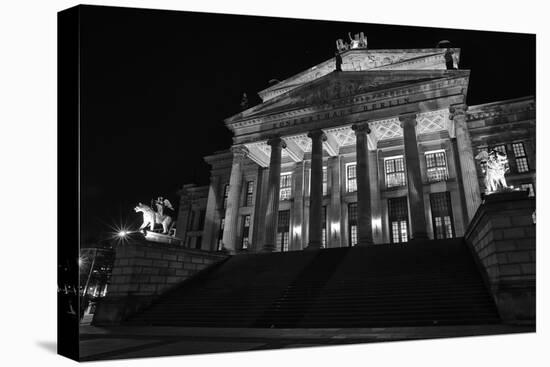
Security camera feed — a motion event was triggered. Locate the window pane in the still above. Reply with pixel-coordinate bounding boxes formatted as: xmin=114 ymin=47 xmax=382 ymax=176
xmin=385 ymin=156 xmax=406 ymax=188
xmin=516 ymin=157 xmax=529 ymax=173
xmin=425 ymin=151 xmax=448 ymax=183
xmin=280 ymin=174 xmax=292 ymax=200
xmin=512 ymin=143 xmax=526 ymax=157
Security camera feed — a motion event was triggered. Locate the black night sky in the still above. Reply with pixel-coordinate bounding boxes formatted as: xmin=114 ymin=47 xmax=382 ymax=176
xmin=79 ymin=5 xmax=535 ymax=242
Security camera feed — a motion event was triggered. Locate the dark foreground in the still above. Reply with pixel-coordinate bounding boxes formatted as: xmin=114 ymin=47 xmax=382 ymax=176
xmin=79 ymin=324 xmax=534 ymax=361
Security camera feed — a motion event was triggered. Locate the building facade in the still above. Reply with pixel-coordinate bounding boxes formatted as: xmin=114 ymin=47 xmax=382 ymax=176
xmin=176 ymin=47 xmax=536 ymax=253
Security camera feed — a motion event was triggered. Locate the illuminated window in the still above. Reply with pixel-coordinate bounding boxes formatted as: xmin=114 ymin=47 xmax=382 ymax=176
xmin=425 ymin=150 xmax=448 ymax=183
xmin=385 ymin=156 xmax=406 ymax=188
xmin=241 ymin=215 xmax=251 ymax=249
xmin=222 ymin=183 xmax=229 ymax=209
xmin=430 ymin=192 xmax=454 ymax=239
xmin=217 ymin=218 xmax=225 ymax=251
xmin=520 ymin=183 xmax=535 ymax=197
xmin=276 ymin=210 xmax=290 ymax=252
xmin=388 ymin=197 xmax=408 ymax=243
xmin=512 ymin=142 xmax=529 ymax=173
xmin=280 ymin=173 xmax=292 ymax=200
xmin=245 ymin=181 xmax=254 ymax=206
xmin=348 ymin=202 xmax=358 ymax=246
xmin=347 ymin=163 xmax=357 ymax=193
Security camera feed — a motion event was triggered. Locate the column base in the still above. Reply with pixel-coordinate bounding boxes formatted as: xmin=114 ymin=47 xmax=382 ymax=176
xmin=305 ymin=241 xmax=322 ymax=250
xmin=357 ymin=238 xmax=374 ymax=246
xmin=409 ymin=233 xmax=429 ymax=243
xmin=261 ymin=244 xmax=276 ymax=253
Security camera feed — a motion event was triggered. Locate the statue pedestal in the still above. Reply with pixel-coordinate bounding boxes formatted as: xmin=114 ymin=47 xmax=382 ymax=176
xmin=465 ymin=189 xmax=535 ymax=324
xmin=144 ymin=230 xmax=183 ymax=245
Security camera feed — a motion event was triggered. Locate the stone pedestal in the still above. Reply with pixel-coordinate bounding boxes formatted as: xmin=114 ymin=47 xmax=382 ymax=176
xmin=93 ymin=237 xmax=227 ymax=325
xmin=465 ymin=190 xmax=535 ymax=324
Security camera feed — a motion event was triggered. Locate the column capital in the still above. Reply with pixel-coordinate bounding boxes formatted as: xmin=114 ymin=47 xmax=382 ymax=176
xmin=230 ymin=145 xmax=249 ymax=161
xmin=449 ymin=104 xmax=468 ymax=120
xmin=267 ymin=136 xmax=287 ymax=149
xmin=352 ymin=122 xmax=371 ymax=135
xmin=398 ymin=113 xmax=418 ymax=128
xmin=307 ymin=129 xmax=327 ymax=141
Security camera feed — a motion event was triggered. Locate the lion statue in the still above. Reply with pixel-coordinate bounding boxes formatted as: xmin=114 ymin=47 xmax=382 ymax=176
xmin=475 ymin=150 xmax=510 ymax=194
xmin=134 ymin=202 xmax=174 ymax=234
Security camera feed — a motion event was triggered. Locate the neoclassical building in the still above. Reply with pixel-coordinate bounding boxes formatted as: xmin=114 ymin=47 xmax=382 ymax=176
xmin=176 ymin=47 xmax=535 ymax=253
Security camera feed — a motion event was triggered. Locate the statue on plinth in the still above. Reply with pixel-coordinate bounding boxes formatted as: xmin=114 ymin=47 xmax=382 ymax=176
xmin=475 ymin=149 xmax=512 ymax=194
xmin=134 ymin=197 xmax=175 ymax=235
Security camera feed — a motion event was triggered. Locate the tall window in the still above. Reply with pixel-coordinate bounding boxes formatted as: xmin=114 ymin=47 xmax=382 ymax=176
xmin=430 ymin=192 xmax=455 ymax=239
xmin=245 ymin=181 xmax=254 ymax=206
xmin=348 ymin=202 xmax=358 ymax=247
xmin=388 ymin=197 xmax=408 ymax=243
xmin=385 ymin=156 xmax=406 ymax=188
xmin=217 ymin=218 xmax=225 ymax=251
xmin=323 ymin=167 xmax=328 ymax=196
xmin=276 ymin=210 xmax=290 ymax=252
xmin=322 ymin=206 xmax=327 ymax=248
xmin=222 ymin=184 xmax=229 ymax=209
xmin=512 ymin=142 xmax=529 ymax=173
xmin=241 ymin=215 xmax=251 ymax=250
xmin=347 ymin=164 xmax=357 ymax=193
xmin=280 ymin=173 xmax=292 ymax=200
xmin=520 ymin=183 xmax=535 ymax=197
xmin=425 ymin=150 xmax=448 ymax=183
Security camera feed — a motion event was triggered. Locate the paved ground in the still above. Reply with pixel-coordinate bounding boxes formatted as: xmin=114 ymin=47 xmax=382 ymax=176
xmin=79 ymin=324 xmax=534 ymax=361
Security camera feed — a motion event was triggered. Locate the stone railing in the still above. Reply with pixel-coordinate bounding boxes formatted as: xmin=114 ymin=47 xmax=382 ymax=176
xmin=93 ymin=237 xmax=228 ymax=325
xmin=464 ymin=190 xmax=535 ymax=324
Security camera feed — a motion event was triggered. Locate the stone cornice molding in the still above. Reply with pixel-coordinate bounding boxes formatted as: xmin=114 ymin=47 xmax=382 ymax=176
xmin=226 ymin=73 xmax=469 ymax=132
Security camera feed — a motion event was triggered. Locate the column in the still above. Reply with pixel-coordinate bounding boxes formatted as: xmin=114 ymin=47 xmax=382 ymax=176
xmin=352 ymin=123 xmax=373 ymax=246
xmin=251 ymin=166 xmax=268 ymax=251
xmin=201 ymin=175 xmax=220 ymax=251
xmin=328 ymin=156 xmax=342 ymax=247
xmin=368 ymin=149 xmax=382 ymax=244
xmin=307 ymin=130 xmax=325 ymax=249
xmin=263 ymin=137 xmax=286 ymax=252
xmin=399 ymin=113 xmax=428 ymax=239
xmin=451 ymin=104 xmax=481 ymax=222
xmin=291 ymin=161 xmax=305 ymax=250
xmin=221 ymin=145 xmax=247 ymax=252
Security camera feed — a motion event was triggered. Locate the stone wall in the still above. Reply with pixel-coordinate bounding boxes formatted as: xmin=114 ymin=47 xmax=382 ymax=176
xmin=465 ymin=191 xmax=535 ymax=324
xmin=93 ymin=237 xmax=228 ymax=325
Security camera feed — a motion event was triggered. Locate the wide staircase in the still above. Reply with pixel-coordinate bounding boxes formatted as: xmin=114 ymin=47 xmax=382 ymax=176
xmin=126 ymin=238 xmax=500 ymax=328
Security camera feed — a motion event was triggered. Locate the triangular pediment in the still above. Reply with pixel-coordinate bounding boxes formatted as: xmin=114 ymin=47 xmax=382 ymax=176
xmin=226 ymin=69 xmax=469 ymax=123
